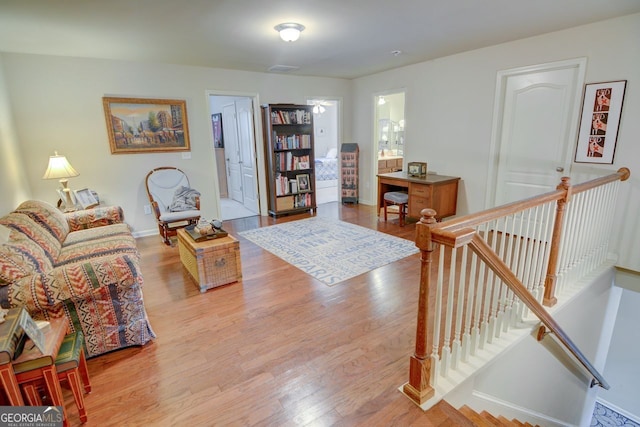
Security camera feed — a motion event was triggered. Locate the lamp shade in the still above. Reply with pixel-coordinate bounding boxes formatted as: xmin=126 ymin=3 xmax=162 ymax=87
xmin=42 ymin=152 xmax=79 ymax=180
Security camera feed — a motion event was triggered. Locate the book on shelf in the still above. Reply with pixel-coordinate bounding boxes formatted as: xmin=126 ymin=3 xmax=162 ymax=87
xmin=275 ymin=152 xmax=310 ymax=171
xmin=294 ymin=193 xmax=312 ymax=208
xmin=270 ymin=109 xmax=311 ymax=125
xmin=275 ymin=174 xmax=290 ymax=196
xmin=273 ymin=134 xmax=311 ymax=150
xmin=276 ymin=194 xmax=311 ymax=210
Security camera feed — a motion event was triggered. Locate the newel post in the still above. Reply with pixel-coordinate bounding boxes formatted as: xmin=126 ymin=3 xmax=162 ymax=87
xmin=403 ymin=208 xmax=437 ymax=405
xmin=543 ymin=176 xmax=572 ymax=307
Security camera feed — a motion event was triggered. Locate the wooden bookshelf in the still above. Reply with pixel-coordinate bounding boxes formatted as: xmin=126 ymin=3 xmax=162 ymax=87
xmin=261 ymin=104 xmax=317 ymax=217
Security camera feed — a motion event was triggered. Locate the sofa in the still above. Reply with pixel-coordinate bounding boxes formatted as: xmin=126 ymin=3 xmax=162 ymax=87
xmin=0 ymin=200 xmax=155 ymax=357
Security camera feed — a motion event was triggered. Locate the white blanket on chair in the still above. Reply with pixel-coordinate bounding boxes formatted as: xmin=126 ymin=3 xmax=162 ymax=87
xmin=169 ymin=186 xmax=200 ymax=212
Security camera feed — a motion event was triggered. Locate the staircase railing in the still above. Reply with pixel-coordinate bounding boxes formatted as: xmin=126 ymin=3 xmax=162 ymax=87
xmin=403 ymin=168 xmax=630 ymax=407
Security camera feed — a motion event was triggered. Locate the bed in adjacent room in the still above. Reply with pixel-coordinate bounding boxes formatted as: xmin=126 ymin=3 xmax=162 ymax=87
xmin=315 ymin=148 xmax=339 ymax=203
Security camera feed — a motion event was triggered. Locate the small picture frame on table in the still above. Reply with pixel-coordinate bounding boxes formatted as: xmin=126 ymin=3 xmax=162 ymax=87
xmin=408 ymin=162 xmax=427 ymax=177
xmin=57 ymin=189 xmax=76 ymax=210
xmin=74 ymin=188 xmax=99 ymax=209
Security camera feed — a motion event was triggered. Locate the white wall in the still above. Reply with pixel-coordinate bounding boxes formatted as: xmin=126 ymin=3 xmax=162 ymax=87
xmin=0 ymin=56 xmax=30 ymax=213
xmin=0 ymin=54 xmax=351 ymax=234
xmin=351 ymin=13 xmax=640 ymax=271
xmin=1 ymin=14 xmax=638 ymax=268
xmin=600 ymin=286 xmax=640 ymax=416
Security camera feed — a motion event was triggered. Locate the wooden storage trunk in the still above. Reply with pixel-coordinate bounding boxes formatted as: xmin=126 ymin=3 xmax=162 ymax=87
xmin=177 ymin=229 xmax=242 ymax=293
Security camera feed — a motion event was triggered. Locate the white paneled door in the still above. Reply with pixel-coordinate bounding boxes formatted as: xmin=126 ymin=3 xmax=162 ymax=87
xmin=222 ymin=103 xmax=243 ymax=203
xmin=236 ymin=98 xmax=258 ymax=213
xmin=488 ymin=59 xmax=586 ymax=207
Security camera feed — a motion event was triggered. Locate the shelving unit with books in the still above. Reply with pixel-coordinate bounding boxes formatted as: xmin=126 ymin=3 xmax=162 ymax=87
xmin=261 ymin=104 xmax=317 ymax=217
xmin=341 ymin=143 xmax=359 ymax=203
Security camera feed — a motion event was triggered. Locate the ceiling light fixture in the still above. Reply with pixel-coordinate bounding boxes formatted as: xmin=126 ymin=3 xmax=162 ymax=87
xmin=275 ymin=23 xmax=305 ymax=42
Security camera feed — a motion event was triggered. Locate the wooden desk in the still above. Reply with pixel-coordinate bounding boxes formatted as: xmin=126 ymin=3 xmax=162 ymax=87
xmin=377 ymin=172 xmax=460 ymax=220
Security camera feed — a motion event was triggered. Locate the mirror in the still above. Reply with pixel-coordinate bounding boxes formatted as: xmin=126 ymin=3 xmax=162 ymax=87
xmin=374 ymin=92 xmax=405 ymax=173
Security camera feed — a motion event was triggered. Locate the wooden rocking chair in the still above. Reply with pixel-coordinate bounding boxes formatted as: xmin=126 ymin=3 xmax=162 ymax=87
xmin=145 ymin=166 xmax=201 ymax=245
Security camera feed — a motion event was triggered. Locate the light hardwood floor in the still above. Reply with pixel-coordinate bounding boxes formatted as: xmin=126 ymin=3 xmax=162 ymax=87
xmin=67 ymin=202 xmax=448 ymax=426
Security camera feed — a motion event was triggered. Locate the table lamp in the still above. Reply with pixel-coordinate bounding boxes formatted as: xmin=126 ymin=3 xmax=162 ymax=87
xmin=42 ymin=151 xmax=79 ymax=211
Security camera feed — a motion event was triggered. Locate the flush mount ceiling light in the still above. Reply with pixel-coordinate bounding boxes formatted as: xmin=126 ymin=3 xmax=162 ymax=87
xmin=275 ymin=23 xmax=305 ymax=42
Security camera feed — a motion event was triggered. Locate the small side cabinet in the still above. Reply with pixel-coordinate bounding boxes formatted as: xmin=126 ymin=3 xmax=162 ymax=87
xmin=341 ymin=143 xmax=359 ymax=204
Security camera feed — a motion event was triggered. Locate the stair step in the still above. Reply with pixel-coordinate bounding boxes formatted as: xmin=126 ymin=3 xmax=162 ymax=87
xmin=427 ymin=401 xmax=539 ymax=426
xmin=481 ymin=410 xmax=507 ymax=426
xmin=426 ymin=400 xmax=475 ymax=426
xmin=460 ymin=405 xmax=499 ymax=426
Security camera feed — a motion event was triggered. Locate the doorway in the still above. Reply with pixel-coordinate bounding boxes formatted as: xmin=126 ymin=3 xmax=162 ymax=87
xmin=307 ymin=98 xmax=340 ymax=204
xmin=209 ymin=94 xmax=260 ymax=221
xmin=373 ymin=91 xmax=405 ymax=211
xmin=487 ymin=58 xmax=587 ymax=207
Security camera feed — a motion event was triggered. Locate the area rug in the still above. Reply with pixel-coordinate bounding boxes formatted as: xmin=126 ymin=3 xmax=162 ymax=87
xmin=238 ymin=217 xmax=419 ymax=286
xmin=591 ymin=401 xmax=640 ymax=427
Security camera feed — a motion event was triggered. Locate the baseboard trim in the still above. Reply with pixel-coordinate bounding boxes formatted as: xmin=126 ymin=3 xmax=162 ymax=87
xmin=132 ymin=229 xmax=158 ymax=239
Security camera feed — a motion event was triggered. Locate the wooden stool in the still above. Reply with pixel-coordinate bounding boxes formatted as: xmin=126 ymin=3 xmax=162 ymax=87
xmin=21 ymin=331 xmax=91 ymax=424
xmin=383 ymin=191 xmax=409 ymax=226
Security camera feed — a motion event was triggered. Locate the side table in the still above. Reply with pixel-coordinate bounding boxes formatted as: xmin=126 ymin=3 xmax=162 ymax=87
xmin=12 ymin=317 xmax=69 ymax=426
xmin=0 ymin=307 xmax=27 ymax=406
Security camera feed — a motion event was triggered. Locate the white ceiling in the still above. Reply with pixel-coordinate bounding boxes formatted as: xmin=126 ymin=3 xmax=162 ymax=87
xmin=1 ymin=0 xmax=639 ymax=80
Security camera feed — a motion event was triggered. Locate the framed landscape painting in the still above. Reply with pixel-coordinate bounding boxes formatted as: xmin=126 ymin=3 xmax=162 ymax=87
xmin=574 ymin=80 xmax=626 ymax=164
xmin=103 ymin=97 xmax=191 ymax=154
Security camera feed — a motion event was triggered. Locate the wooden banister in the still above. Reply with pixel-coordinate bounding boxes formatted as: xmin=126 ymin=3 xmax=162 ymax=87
xmin=403 ymin=169 xmax=629 ymax=406
xmin=431 ymin=191 xmax=564 ymax=233
xmin=543 ymin=177 xmax=571 ymax=307
xmin=403 ymin=209 xmax=437 ymax=404
xmin=571 ymin=167 xmax=631 ymax=195
xmin=468 ymin=234 xmax=609 ymax=390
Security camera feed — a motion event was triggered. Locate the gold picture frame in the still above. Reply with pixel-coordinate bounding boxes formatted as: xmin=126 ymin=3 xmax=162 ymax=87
xmin=103 ymin=97 xmax=190 ymax=154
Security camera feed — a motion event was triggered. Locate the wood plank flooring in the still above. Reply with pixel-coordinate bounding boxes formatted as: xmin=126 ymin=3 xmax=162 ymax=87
xmin=67 ymin=203 xmax=450 ymax=426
